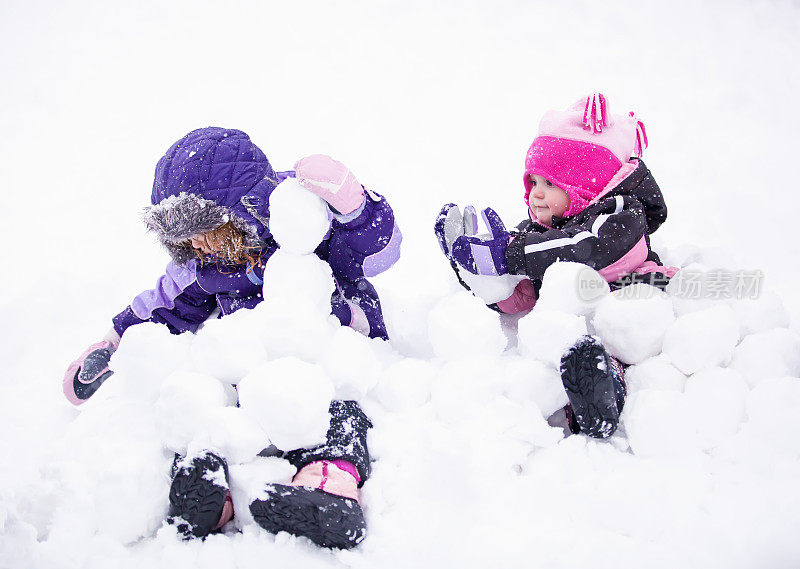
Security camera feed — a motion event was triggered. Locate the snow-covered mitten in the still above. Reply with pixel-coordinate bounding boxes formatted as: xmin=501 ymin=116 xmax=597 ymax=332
xmin=294 ymin=154 xmax=366 ymax=215
xmin=434 ymin=203 xmax=478 ymax=258
xmin=62 ymin=330 xmax=120 ymax=405
xmin=451 ymin=207 xmax=510 ymax=276
xmin=249 ymin=400 xmax=371 ymax=549
xmin=167 ymin=451 xmax=233 ymax=539
xmin=559 ymin=336 xmax=626 ymax=439
xmin=434 ymin=203 xmax=479 ymax=291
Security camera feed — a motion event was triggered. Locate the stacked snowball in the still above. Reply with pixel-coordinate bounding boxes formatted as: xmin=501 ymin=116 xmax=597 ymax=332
xmin=509 ymin=255 xmax=800 ymax=460
xmin=48 ymin=224 xmax=800 ymax=557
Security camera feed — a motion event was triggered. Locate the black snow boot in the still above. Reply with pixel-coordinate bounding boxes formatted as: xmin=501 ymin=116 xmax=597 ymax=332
xmin=167 ymin=450 xmax=232 ymax=539
xmin=250 ymin=400 xmax=372 ymax=550
xmin=560 ymin=335 xmax=627 ymax=439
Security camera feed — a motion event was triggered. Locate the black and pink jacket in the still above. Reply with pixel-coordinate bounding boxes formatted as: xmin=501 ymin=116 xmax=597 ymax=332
xmin=504 ymin=159 xmax=677 ymax=297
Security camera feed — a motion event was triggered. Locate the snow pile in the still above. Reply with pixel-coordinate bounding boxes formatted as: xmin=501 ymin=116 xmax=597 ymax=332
xmin=7 ymin=238 xmax=800 ymax=568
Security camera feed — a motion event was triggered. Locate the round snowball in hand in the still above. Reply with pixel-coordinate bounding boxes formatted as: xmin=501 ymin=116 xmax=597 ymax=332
xmin=269 ymin=178 xmax=331 ymax=254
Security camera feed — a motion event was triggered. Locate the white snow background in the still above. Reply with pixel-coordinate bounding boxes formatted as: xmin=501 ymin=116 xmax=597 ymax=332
xmin=2 ymin=1 xmax=800 ymax=568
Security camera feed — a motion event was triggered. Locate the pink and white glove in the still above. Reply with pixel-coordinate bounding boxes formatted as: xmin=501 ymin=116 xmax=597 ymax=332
xmin=294 ymin=154 xmax=366 ymax=216
xmin=63 ymin=329 xmax=120 ymax=405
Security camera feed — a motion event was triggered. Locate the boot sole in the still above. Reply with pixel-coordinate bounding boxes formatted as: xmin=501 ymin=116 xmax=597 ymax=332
xmin=167 ymin=454 xmax=229 ymax=539
xmin=250 ymin=485 xmax=366 ymax=550
xmin=560 ymin=336 xmax=620 ymax=439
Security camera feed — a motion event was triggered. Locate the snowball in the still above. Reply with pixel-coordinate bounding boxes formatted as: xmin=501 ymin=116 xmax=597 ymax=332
xmin=261 ymin=250 xmax=333 ymax=309
xmin=500 ymin=355 xmax=567 ymax=417
xmin=591 ymin=284 xmax=675 ymax=365
xmin=268 ymin=178 xmax=331 ymax=254
xmin=256 ymin=299 xmax=338 ymax=362
xmin=237 ymin=357 xmax=334 ymax=450
xmin=666 ymin=264 xmax=726 ymax=317
xmin=622 ymin=390 xmax=701 ymax=457
xmin=256 ymin=250 xmax=339 ymax=361
xmin=728 ymin=328 xmax=800 ymax=388
xmin=623 ymin=354 xmax=687 ymax=395
xmin=189 ymin=309 xmax=268 ymax=384
xmin=186 ymin=406 xmax=271 ymax=465
xmin=684 ymin=367 xmax=748 ymax=450
xmin=155 ymin=371 xmax=234 ymax=453
xmin=662 ymin=305 xmax=740 ymax=374
xmin=427 ymin=291 xmax=506 ymax=359
xmin=322 ymin=326 xmax=389 ymax=400
xmin=458 ymin=272 xmax=527 ymax=304
xmin=535 ymin=262 xmax=610 ymax=316
xmin=108 ymin=323 xmax=192 ymax=403
xmin=517 ymin=310 xmax=587 ymax=369
xmin=372 ymin=358 xmax=435 ymax=412
xmin=730 ymin=291 xmax=790 ymax=336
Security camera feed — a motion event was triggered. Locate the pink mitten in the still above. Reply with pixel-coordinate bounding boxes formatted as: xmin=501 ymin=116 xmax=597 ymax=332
xmin=294 ymin=154 xmax=366 ymax=215
xmin=495 ymin=279 xmax=538 ymax=314
xmin=63 ymin=329 xmax=120 ymax=405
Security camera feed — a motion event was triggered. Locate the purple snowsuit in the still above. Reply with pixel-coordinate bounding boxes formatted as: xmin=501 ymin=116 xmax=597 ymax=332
xmin=112 ymin=128 xmax=401 ymax=340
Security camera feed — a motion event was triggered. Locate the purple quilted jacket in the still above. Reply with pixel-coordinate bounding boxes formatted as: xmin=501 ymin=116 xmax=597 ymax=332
xmin=112 ymin=127 xmax=401 ymax=340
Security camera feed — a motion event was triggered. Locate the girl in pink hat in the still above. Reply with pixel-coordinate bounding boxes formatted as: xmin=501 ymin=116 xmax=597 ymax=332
xmin=435 ymin=93 xmax=677 ymax=438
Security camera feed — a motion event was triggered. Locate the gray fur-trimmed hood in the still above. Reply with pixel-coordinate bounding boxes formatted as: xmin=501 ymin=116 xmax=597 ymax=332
xmin=142 ymin=192 xmax=267 ymax=264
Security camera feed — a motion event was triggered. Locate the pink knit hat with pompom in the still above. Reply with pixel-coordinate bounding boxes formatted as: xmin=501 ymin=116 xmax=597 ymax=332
xmin=523 ymin=93 xmax=648 ymax=218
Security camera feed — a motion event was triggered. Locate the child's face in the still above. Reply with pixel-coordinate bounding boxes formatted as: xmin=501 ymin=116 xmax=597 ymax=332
xmin=189 ymin=233 xmax=215 ymax=255
xmin=528 ymin=175 xmax=570 ymax=225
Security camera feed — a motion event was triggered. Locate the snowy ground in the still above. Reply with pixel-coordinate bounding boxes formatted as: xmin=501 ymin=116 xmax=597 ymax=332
xmin=2 ymin=1 xmax=800 ymax=568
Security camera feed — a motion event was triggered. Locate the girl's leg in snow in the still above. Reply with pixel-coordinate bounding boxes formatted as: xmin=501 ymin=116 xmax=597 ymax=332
xmin=250 ymin=400 xmax=373 ymax=550
xmin=166 ymin=450 xmax=233 ymax=539
xmin=558 ymin=336 xmax=627 ymax=439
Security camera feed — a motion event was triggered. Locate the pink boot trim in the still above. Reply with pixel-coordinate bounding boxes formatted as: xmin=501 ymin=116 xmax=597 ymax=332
xmin=328 ymin=459 xmax=361 ymax=484
xmin=214 ymin=493 xmax=234 ymax=530
xmin=292 ymin=460 xmax=360 ymax=501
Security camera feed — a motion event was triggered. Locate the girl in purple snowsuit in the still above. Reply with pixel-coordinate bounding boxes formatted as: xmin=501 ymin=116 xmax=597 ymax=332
xmin=436 ymin=93 xmax=677 ymax=439
xmin=62 ymin=127 xmax=400 ymax=549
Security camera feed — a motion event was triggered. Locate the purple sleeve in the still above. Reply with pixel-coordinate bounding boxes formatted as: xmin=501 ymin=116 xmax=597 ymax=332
xmin=112 ymin=260 xmax=219 ymax=336
xmin=326 ymin=189 xmax=401 ymax=282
